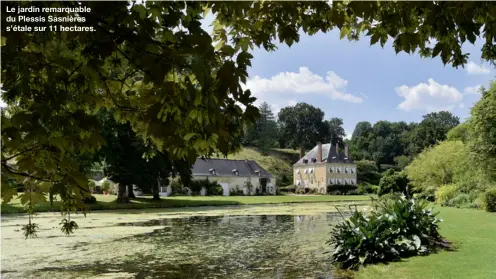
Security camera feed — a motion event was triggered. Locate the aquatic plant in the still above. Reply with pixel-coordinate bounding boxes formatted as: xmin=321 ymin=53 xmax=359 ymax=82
xmin=328 ymin=194 xmax=446 ymax=270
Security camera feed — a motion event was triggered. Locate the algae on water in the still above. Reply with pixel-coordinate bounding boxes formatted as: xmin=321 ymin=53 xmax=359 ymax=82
xmin=2 ymin=202 xmax=365 ymax=279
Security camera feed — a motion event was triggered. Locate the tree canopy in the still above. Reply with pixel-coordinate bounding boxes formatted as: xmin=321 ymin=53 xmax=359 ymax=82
xmin=277 ymin=103 xmax=326 ymax=150
xmin=2 ymin=1 xmax=495 ymax=236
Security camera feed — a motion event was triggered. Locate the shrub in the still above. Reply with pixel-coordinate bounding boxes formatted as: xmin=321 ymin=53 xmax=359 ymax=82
xmin=188 ymin=179 xmax=223 ymax=196
xmin=259 ymin=177 xmax=268 ymax=193
xmin=378 ymin=170 xmax=410 ymax=196
xmin=88 ymin=181 xmax=96 ymax=193
xmin=435 ymin=184 xmax=459 ymax=206
xmin=206 ymin=183 xmax=223 ymax=196
xmin=482 ymin=188 xmax=496 ymax=212
xmin=278 ymin=185 xmax=295 ymax=194
xmin=230 ymin=187 xmax=244 ymax=196
xmin=170 ymin=180 xmax=183 ymax=193
xmin=327 ymin=185 xmax=358 ymax=195
xmin=101 ymin=181 xmax=111 ymax=192
xmin=83 ymin=195 xmax=97 ymax=204
xmin=328 ymin=194 xmax=444 ymax=270
xmin=357 ymin=160 xmax=381 ymax=185
xmin=357 ymin=183 xmax=378 ymax=195
xmin=414 ymin=186 xmax=436 ymax=202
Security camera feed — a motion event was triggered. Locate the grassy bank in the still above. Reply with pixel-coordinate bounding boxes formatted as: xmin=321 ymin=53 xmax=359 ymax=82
xmin=213 ymin=147 xmax=299 ymax=185
xmin=1 ymin=194 xmax=372 ymax=214
xmin=356 ymin=206 xmax=496 ymax=279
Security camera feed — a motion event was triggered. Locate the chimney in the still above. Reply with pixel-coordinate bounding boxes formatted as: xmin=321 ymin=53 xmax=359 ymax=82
xmin=335 ymin=143 xmax=339 ymax=156
xmin=299 ymin=146 xmax=305 ymax=159
xmin=345 ymin=144 xmax=349 ymax=159
xmin=317 ymin=142 xmax=322 ymax=162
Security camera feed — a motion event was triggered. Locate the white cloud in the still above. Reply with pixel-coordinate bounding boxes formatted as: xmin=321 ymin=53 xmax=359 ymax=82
xmin=465 ymin=61 xmax=491 ymax=75
xmin=288 ymin=100 xmax=297 ymax=106
xmin=244 ymin=67 xmax=363 ymax=104
xmin=359 ymin=93 xmax=368 ymax=99
xmin=464 ymin=84 xmax=482 ymax=95
xmin=395 ymin=79 xmax=463 ymax=112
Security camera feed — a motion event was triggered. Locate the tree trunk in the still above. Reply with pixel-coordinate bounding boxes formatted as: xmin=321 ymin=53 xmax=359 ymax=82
xmin=152 ymin=180 xmax=161 ymax=200
xmin=127 ymin=185 xmax=136 ymax=198
xmin=117 ymin=184 xmax=129 ymax=203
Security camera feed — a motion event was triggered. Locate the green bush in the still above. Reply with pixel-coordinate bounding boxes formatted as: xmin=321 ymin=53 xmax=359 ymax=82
xmin=378 ymin=169 xmax=410 ymax=196
xmin=435 ymin=184 xmax=459 ymax=206
xmin=230 ymin=187 xmax=244 ymax=196
xmin=170 ymin=180 xmax=183 ymax=192
xmin=101 ymin=181 xmax=111 ymax=192
xmin=327 ymin=185 xmax=358 ymax=195
xmin=357 ymin=183 xmax=378 ymax=194
xmin=357 ymin=160 xmax=381 ymax=185
xmin=482 ymin=188 xmax=496 ymax=212
xmin=188 ymin=179 xmax=223 ymax=196
xmin=83 ymin=195 xmax=97 ymax=204
xmin=206 ymin=183 xmax=223 ymax=196
xmin=278 ymin=185 xmax=295 ymax=194
xmin=328 ymin=194 xmax=443 ymax=270
xmin=413 ymin=186 xmax=436 ymax=202
xmin=88 ymin=181 xmax=96 ymax=193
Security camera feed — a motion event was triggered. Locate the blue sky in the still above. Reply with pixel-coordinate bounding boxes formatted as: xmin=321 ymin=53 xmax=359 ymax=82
xmin=244 ymin=30 xmax=494 ymax=138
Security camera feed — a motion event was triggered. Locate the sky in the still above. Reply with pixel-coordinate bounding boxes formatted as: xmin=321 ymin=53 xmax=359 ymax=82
xmin=201 ymin=14 xmax=494 ymax=139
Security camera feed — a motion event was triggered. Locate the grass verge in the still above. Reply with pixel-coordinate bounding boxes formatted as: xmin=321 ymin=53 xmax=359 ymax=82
xmin=1 ymin=194 xmax=372 ymax=214
xmin=355 ymin=206 xmax=496 ymax=279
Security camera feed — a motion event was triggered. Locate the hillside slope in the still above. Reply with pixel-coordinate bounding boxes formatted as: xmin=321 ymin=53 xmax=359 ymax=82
xmin=212 ymin=147 xmax=299 ymax=186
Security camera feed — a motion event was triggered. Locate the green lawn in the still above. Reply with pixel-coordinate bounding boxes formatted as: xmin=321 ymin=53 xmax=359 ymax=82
xmin=1 ymin=194 xmax=372 ymax=214
xmin=356 ymin=206 xmax=496 ymax=279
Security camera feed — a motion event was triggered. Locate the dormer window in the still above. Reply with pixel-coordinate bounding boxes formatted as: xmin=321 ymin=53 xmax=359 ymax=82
xmin=303 ymin=159 xmax=308 ymax=164
xmin=209 ymin=168 xmax=216 ymax=175
xmin=232 ymin=169 xmax=239 ymax=176
xmin=255 ymin=170 xmax=261 ymax=176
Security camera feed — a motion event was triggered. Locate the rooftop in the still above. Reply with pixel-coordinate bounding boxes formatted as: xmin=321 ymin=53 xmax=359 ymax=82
xmin=294 ymin=143 xmax=354 ymax=166
xmin=192 ymin=158 xmax=272 ymax=177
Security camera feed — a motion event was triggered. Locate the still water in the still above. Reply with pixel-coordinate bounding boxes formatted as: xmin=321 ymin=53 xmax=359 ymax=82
xmin=2 ymin=203 xmax=363 ymax=279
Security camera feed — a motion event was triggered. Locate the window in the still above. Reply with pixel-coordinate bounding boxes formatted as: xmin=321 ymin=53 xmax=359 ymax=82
xmin=304 ymin=169 xmax=308 ymax=174
xmin=329 ymin=166 xmax=334 ymax=173
xmin=350 ymin=168 xmax=354 ymax=174
xmin=297 ymin=169 xmax=301 ymax=174
xmin=310 ymin=168 xmax=314 ymax=174
xmin=297 ymin=180 xmax=301 ymax=186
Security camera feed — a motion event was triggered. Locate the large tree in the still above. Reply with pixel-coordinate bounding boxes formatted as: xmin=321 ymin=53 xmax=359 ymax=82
xmin=323 ymin=118 xmax=346 ymax=148
xmin=468 ymin=81 xmax=496 ymax=179
xmin=408 ymin=111 xmax=460 ymax=155
xmin=2 ymin=1 xmax=494 ymax=236
xmin=97 ymin=111 xmax=192 ymax=202
xmin=277 ymin=103 xmax=326 ymax=150
xmin=257 ymin=102 xmax=278 ymax=155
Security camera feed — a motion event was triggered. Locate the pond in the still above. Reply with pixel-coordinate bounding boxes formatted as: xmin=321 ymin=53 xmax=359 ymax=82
xmin=1 ymin=202 xmax=366 ymax=279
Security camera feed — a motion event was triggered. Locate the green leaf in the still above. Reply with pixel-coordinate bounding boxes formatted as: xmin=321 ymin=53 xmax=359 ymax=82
xmin=340 ymin=26 xmax=351 ymax=40
xmin=1 ymin=36 xmax=6 ymax=47
xmin=133 ymin=5 xmax=147 ymax=20
xmin=184 ymin=133 xmax=198 ymax=141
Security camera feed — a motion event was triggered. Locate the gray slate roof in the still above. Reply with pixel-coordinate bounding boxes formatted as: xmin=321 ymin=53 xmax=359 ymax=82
xmin=294 ymin=143 xmax=353 ymax=166
xmin=192 ymin=158 xmax=273 ymax=177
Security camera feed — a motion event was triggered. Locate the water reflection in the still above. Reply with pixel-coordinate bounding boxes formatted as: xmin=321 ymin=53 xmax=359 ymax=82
xmin=102 ymin=213 xmax=346 ymax=279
